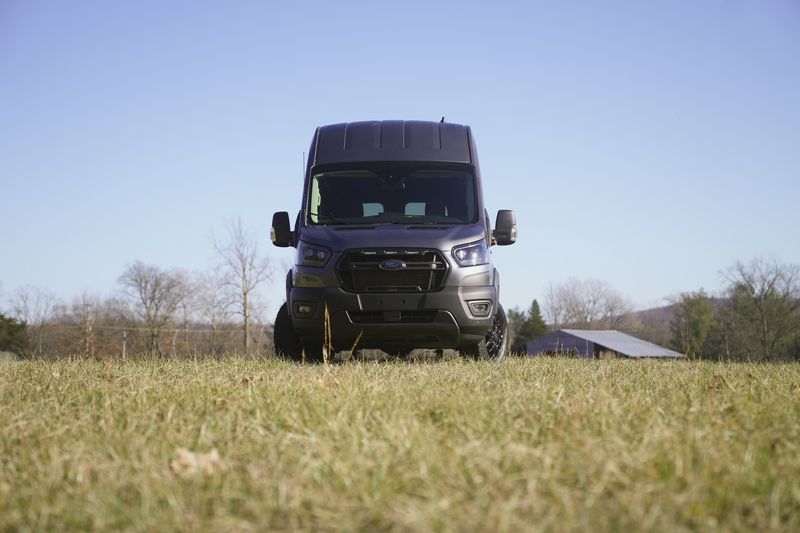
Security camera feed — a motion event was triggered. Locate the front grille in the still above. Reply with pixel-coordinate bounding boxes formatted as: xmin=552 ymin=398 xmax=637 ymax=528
xmin=348 ymin=310 xmax=437 ymax=324
xmin=337 ymin=249 xmax=448 ymax=293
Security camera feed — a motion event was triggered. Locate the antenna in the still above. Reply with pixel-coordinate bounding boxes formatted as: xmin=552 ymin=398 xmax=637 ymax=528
xmin=302 ymin=151 xmax=305 ymax=174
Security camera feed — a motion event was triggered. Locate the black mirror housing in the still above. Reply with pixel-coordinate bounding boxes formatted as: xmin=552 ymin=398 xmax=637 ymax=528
xmin=494 ymin=210 xmax=517 ymax=246
xmin=271 ymin=211 xmax=293 ymax=247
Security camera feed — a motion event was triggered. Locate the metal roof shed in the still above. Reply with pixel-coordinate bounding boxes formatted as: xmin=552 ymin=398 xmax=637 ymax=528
xmin=525 ymin=329 xmax=683 ymax=358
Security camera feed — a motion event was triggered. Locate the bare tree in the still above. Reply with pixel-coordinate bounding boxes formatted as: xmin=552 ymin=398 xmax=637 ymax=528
xmin=104 ymin=296 xmax=136 ymax=356
xmin=543 ymin=278 xmax=633 ymax=330
xmin=60 ymin=294 xmax=128 ymax=358
xmin=544 ymin=284 xmax=567 ymax=330
xmin=71 ymin=292 xmax=100 ymax=357
xmin=722 ymin=257 xmax=800 ymax=360
xmin=214 ymin=218 xmax=272 ymax=354
xmin=10 ymin=285 xmax=60 ymax=357
xmin=170 ymin=272 xmax=196 ymax=355
xmin=118 ymin=261 xmax=187 ymax=355
xmin=195 ymin=269 xmax=234 ymax=354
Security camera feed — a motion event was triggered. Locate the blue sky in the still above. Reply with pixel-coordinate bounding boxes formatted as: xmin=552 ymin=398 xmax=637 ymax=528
xmin=1 ymin=0 xmax=799 ymax=318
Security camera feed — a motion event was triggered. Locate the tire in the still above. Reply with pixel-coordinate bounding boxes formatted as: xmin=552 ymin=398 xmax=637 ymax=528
xmin=274 ymin=303 xmax=303 ymax=362
xmin=463 ymin=304 xmax=508 ymax=362
xmin=301 ymin=342 xmax=325 ymax=364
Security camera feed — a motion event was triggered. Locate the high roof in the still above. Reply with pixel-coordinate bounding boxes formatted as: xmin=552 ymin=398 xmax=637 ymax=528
xmin=312 ymin=120 xmax=473 ymax=165
xmin=526 ymin=329 xmax=683 ymax=358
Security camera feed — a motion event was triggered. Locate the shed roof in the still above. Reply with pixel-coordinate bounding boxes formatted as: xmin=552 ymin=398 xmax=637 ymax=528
xmin=561 ymin=329 xmax=683 ymax=358
xmin=525 ymin=329 xmax=683 ymax=358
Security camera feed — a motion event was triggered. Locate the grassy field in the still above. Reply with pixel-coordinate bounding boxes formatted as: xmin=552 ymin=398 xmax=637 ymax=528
xmin=1 ymin=356 xmax=798 ymax=532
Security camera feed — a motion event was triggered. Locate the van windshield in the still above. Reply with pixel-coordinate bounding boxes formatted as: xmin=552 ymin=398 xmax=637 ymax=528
xmin=307 ymin=164 xmax=477 ymax=225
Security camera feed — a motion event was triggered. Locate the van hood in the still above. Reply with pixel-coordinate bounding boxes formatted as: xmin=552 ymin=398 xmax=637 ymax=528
xmin=299 ymin=223 xmax=485 ymax=252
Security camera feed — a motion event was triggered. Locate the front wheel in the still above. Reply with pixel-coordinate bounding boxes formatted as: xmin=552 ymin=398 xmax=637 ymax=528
xmin=274 ymin=303 xmax=302 ymax=362
xmin=463 ymin=304 xmax=508 ymax=362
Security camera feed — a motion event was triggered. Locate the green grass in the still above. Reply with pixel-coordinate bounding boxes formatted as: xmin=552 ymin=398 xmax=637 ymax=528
xmin=1 ymin=357 xmax=799 ymax=532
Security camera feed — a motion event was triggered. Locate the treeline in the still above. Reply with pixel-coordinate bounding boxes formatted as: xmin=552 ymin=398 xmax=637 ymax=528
xmin=0 ymin=219 xmax=274 ymax=359
xmin=671 ymin=258 xmax=800 ymax=361
xmin=508 ymin=277 xmax=659 ymax=352
xmin=3 ymin=244 xmax=798 ymax=361
xmin=509 ymin=257 xmax=800 ymax=361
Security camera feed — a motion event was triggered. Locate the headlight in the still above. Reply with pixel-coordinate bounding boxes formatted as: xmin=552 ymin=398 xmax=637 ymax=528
xmin=297 ymin=242 xmax=331 ymax=267
xmin=452 ymin=240 xmax=490 ymax=267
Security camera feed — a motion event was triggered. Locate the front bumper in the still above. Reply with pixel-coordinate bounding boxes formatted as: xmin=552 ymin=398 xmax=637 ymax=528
xmin=288 ymin=284 xmax=497 ymax=351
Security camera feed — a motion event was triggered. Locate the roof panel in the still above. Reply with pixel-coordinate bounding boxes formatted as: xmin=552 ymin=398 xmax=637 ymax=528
xmin=314 ymin=120 xmax=471 ymax=164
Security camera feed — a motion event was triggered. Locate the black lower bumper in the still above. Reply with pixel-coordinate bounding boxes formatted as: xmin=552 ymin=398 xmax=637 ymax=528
xmin=288 ymin=285 xmax=497 ymax=351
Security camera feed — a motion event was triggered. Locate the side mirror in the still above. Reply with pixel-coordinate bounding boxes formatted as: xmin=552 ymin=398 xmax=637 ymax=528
xmin=271 ymin=211 xmax=293 ymax=248
xmin=494 ymin=210 xmax=517 ymax=246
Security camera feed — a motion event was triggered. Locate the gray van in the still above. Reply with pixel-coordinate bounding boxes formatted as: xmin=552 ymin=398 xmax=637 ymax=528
xmin=271 ymin=120 xmax=516 ymax=362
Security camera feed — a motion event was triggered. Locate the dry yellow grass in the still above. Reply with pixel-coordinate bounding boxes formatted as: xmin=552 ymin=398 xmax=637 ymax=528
xmin=1 ymin=357 xmax=798 ymax=531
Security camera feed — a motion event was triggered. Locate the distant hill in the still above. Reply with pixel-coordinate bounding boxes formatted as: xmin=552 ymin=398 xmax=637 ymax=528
xmin=629 ymin=303 xmax=677 ymax=325
xmin=622 ymin=298 xmax=728 ymax=348
xmin=629 ymin=297 xmax=728 ymax=323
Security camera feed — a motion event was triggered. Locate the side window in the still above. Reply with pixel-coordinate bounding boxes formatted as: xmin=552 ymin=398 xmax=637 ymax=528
xmin=405 ymin=202 xmax=425 ymax=216
xmin=363 ymin=203 xmax=384 ymax=217
xmin=309 ymin=178 xmax=321 ymax=223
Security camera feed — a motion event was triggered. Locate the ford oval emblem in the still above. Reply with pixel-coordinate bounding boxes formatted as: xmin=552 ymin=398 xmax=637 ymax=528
xmin=379 ymin=259 xmax=407 ymax=271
